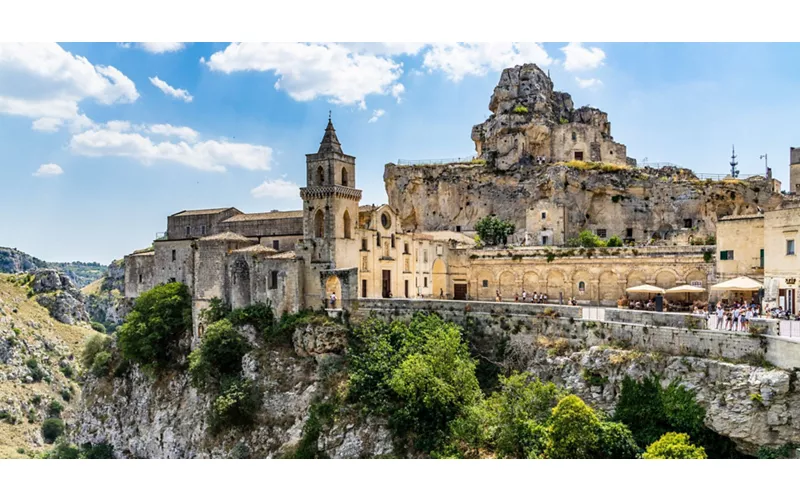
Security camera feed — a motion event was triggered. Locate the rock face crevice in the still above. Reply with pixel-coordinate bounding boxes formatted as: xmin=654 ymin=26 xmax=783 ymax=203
xmin=30 ymin=269 xmax=90 ymax=325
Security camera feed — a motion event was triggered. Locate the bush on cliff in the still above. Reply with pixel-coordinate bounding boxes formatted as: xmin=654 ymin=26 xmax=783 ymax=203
xmin=41 ymin=418 xmax=65 ymax=443
xmin=208 ymin=378 xmax=261 ymax=434
xmin=475 ymin=215 xmax=516 ymax=246
xmin=117 ymin=282 xmax=192 ymax=370
xmin=189 ymin=319 xmax=251 ymax=390
xmin=642 ymin=432 xmax=707 ymax=459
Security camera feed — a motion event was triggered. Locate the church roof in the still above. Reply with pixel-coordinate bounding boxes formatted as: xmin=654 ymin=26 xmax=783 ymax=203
xmin=172 ymin=208 xmax=235 ymax=217
xmin=318 ymin=118 xmax=343 ymax=155
xmin=198 ymin=231 xmax=254 ymax=243
xmin=223 ymin=210 xmax=304 ymax=222
xmin=231 ymin=244 xmax=278 ymax=255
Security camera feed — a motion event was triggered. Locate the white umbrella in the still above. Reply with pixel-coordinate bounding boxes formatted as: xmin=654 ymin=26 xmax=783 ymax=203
xmin=711 ymin=276 xmax=763 ymax=291
xmin=665 ymin=284 xmax=706 ymax=303
xmin=626 ymin=284 xmax=665 ymax=294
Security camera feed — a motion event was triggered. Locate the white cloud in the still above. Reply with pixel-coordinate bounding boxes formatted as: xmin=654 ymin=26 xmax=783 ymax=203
xmin=576 ymin=77 xmax=603 ymax=89
xmin=33 ymin=163 xmax=63 ymax=177
xmin=561 ymin=42 xmax=606 ymax=72
xmin=149 ymin=76 xmax=193 ymax=102
xmin=368 ymin=109 xmax=385 ymax=123
xmin=251 ymin=178 xmax=300 ymax=199
xmin=69 ymin=121 xmax=272 ymax=173
xmin=0 ymin=43 xmax=138 ymax=131
xmin=340 ymin=43 xmax=427 ymax=56
xmin=147 ymin=123 xmax=199 ymax=142
xmin=138 ymin=43 xmax=186 ymax=54
xmin=422 ymin=43 xmax=553 ymax=82
xmin=390 ymin=83 xmax=405 ymax=103
xmin=204 ymin=43 xmax=403 ymax=108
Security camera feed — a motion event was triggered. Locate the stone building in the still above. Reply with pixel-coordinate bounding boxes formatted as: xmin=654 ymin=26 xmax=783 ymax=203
xmin=790 ymin=147 xmax=800 ymax=194
xmin=715 ymin=214 xmax=765 ymax=282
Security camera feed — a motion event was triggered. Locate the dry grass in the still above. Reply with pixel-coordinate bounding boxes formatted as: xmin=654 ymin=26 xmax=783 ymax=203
xmin=564 ymin=160 xmax=631 ymax=173
xmin=0 ymin=274 xmax=94 ymax=458
xmin=81 ymin=278 xmax=104 ymax=295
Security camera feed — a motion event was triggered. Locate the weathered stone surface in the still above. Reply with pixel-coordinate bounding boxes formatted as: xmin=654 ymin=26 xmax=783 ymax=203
xmin=29 ymin=269 xmax=90 ymax=325
xmin=292 ymin=323 xmax=347 ymax=358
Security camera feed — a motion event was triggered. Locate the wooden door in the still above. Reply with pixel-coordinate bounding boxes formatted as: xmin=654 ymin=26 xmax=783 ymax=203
xmin=454 ymin=284 xmax=467 ymax=300
xmin=382 ymin=270 xmax=391 ymax=298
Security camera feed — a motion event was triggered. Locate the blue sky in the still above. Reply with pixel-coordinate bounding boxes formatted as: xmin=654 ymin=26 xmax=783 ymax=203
xmin=2 ymin=42 xmax=800 ymax=264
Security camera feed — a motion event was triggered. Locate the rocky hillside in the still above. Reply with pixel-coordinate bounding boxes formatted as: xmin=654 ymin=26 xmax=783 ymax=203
xmin=0 ymin=247 xmax=107 ymax=288
xmin=0 ymin=273 xmax=94 ymax=458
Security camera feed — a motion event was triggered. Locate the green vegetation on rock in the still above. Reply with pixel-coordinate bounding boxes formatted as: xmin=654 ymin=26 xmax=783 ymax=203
xmin=642 ymin=432 xmax=707 ymax=459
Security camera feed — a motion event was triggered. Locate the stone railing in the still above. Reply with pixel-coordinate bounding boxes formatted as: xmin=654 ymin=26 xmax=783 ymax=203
xmin=356 ymin=297 xmax=582 ymax=319
xmin=604 ymin=308 xmax=779 ymax=336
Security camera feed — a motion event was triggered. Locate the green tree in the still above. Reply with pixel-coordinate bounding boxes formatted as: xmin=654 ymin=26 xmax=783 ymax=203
xmin=568 ymin=230 xmax=606 ymax=248
xmin=188 ymin=319 xmax=251 ymax=390
xmin=606 ymin=235 xmax=623 ymax=247
xmin=474 ymin=215 xmax=516 ymax=246
xmin=41 ymin=418 xmax=65 ymax=443
xmin=642 ymin=432 xmax=707 ymax=459
xmin=547 ymin=395 xmax=601 ymax=458
xmin=81 ymin=333 xmax=111 ymax=371
xmin=208 ymin=378 xmax=260 ymax=433
xmin=116 ymin=282 xmax=192 ymax=370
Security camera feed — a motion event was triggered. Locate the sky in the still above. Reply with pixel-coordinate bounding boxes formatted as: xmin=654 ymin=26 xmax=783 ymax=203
xmin=2 ymin=42 xmax=800 ymax=265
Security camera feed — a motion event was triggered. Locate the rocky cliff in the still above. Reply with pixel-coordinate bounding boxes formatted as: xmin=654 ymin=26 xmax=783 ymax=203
xmin=503 ymin=334 xmax=799 ymax=456
xmin=0 ymin=247 xmax=107 ymax=289
xmin=72 ymin=323 xmax=393 ymax=459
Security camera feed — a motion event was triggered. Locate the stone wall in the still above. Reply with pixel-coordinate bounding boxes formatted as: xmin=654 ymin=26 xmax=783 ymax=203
xmin=354 ymin=298 xmax=800 ymax=371
xmin=123 ymin=252 xmax=155 ymax=298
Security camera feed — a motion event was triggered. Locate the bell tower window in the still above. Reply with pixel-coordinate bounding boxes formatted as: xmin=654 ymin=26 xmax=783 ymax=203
xmin=341 ymin=167 xmax=349 ymax=187
xmin=316 ymin=166 xmax=324 ymax=185
xmin=314 ymin=210 xmax=325 ymax=239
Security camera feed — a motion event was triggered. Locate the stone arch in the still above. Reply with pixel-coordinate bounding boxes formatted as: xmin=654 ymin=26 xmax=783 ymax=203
xmin=523 ymin=271 xmax=540 ymax=294
xmin=626 ymin=270 xmax=647 ymax=289
xmin=498 ymin=270 xmax=517 ymax=299
xmin=231 ymin=257 xmax=251 ymax=309
xmin=654 ymin=269 xmax=679 ymax=290
xmin=325 ymin=275 xmax=342 ymax=308
xmin=341 ymin=166 xmax=349 ymax=187
xmin=598 ymin=270 xmax=621 ymax=303
xmin=314 ymin=209 xmax=325 ymax=239
xmin=432 ymin=259 xmax=447 ymax=298
xmin=316 ymin=166 xmax=324 ymax=185
xmin=343 ymin=210 xmax=352 ymax=239
xmin=476 ymin=270 xmax=494 ymax=301
xmin=685 ymin=269 xmax=707 ymax=287
xmin=571 ymin=269 xmax=592 ymax=298
xmin=546 ymin=269 xmax=567 ymax=301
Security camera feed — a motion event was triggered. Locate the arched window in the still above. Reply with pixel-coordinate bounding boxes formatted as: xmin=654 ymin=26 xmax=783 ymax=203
xmin=343 ymin=210 xmax=351 ymax=239
xmin=316 ymin=166 xmax=324 ymax=185
xmin=578 ymin=281 xmax=586 ymax=293
xmin=314 ymin=210 xmax=325 ymax=239
xmin=571 ymin=131 xmax=577 ymax=141
xmin=341 ymin=167 xmax=349 ymax=187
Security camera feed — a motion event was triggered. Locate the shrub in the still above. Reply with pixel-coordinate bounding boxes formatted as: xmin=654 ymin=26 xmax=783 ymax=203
xmin=642 ymin=432 xmax=707 ymax=459
xmin=90 ymin=322 xmax=106 ymax=334
xmin=208 ymin=378 xmax=261 ymax=434
xmin=606 ymin=235 xmax=623 ymax=248
xmin=60 ymin=363 xmax=74 ymax=379
xmin=42 ymin=418 xmax=65 ymax=443
xmin=546 ymin=395 xmax=601 ymax=458
xmin=704 ymin=235 xmax=716 ymax=245
xmin=229 ymin=303 xmax=276 ymax=338
xmin=81 ymin=442 xmax=115 ymax=459
xmin=188 ymin=319 xmax=251 ymax=390
xmin=81 ymin=333 xmax=111 ymax=370
xmin=60 ymin=389 xmax=72 ymax=402
xmin=117 ymin=282 xmax=192 ymax=370
xmin=47 ymin=440 xmax=80 ymax=459
xmin=567 ymin=230 xmax=606 ymax=248
xmin=91 ymin=351 xmax=112 ymax=377
xmin=48 ymin=400 xmax=64 ymax=418
xmin=757 ymin=443 xmax=795 ymax=459
xmin=512 ymin=105 xmax=529 ymax=114
xmin=26 ymin=358 xmax=45 ymax=382
xmin=200 ymin=297 xmax=231 ymax=325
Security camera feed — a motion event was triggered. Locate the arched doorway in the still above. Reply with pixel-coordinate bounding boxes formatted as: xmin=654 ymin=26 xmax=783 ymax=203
xmin=599 ymin=271 xmax=621 ymax=305
xmin=231 ymin=258 xmax=251 ymax=309
xmin=432 ymin=259 xmax=447 ymax=298
xmin=325 ymin=275 xmax=342 ymax=308
xmin=343 ymin=210 xmax=352 ymax=239
xmin=546 ymin=269 xmax=566 ymax=302
xmin=499 ymin=271 xmax=516 ymax=300
xmin=314 ymin=210 xmax=325 ymax=239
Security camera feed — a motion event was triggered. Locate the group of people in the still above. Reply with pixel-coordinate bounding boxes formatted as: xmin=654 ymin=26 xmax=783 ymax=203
xmin=507 ymin=289 xmax=550 ymax=304
xmin=707 ymin=300 xmax=761 ymax=331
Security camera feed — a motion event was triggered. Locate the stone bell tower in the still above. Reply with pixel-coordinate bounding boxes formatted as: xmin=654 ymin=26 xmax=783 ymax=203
xmin=300 ymin=116 xmax=362 ymax=267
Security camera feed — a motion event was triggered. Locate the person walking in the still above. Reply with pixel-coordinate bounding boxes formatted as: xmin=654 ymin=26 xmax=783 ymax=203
xmin=522 ymin=289 xmax=527 ymax=302
xmin=439 ymin=288 xmax=444 ymax=300
xmin=495 ymin=289 xmax=501 ymax=302
xmin=732 ymin=306 xmax=741 ymax=332
xmin=715 ymin=303 xmax=724 ymax=330
xmin=330 ymin=292 xmax=337 ymax=309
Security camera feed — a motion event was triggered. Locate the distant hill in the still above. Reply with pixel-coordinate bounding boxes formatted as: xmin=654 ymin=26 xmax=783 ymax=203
xmin=0 ymin=247 xmax=107 ymax=288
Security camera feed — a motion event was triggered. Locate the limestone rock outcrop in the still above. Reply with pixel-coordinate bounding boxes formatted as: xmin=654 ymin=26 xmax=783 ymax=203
xmin=471 ymin=64 xmax=629 ymax=170
xmin=292 ymin=322 xmax=347 ymax=358
xmin=30 ymin=269 xmax=90 ymax=325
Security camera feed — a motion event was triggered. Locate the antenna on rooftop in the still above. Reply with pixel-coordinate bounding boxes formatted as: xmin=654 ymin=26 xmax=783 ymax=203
xmin=729 ymin=145 xmax=739 ymax=179
xmin=760 ymin=153 xmax=769 ymax=177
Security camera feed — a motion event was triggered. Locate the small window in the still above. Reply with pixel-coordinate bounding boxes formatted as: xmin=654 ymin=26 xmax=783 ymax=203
xmin=138 ymin=274 xmax=143 ymax=284
xmin=541 ymin=211 xmax=547 ymax=220
xmin=272 ymin=240 xmax=279 ymax=250
xmin=391 ymin=234 xmax=395 ymax=248
xmin=437 ymin=245 xmax=443 ymax=256
xmin=542 ymin=235 xmax=548 ymax=246
xmin=424 ymin=277 xmax=428 ymax=288
xmin=404 ymin=242 xmax=409 ymax=254
xmin=376 ymin=232 xmax=381 ymax=246
xmin=609 ymin=150 xmax=614 ymax=155
xmin=171 ymin=249 xmax=176 ymax=262
xmin=455 ymin=225 xmax=462 ymax=233
xmin=185 ymin=226 xmax=191 ymax=237
xmin=760 ymin=249 xmax=765 ymax=268
xmin=201 ymin=225 xmax=206 ymax=235
xmin=362 ymin=238 xmax=368 ymax=251
xmin=381 ymin=213 xmax=391 ymax=229
xmin=596 ymin=228 xmax=607 ymax=238
xmin=579 ymin=281 xmax=586 ymax=293
xmin=424 ymin=250 xmax=428 ymax=263
xmin=571 ymin=131 xmax=577 ymax=141
xmin=482 ymin=280 xmax=489 ymax=288
xmin=574 ymin=151 xmax=584 ymax=161
xmin=683 ymin=218 xmax=693 ymax=229
xmin=720 ymin=250 xmax=734 ymax=260
xmin=626 ymin=227 xmax=633 ymax=238
xmin=787 ymin=240 xmax=796 ymax=256
xmin=269 ymin=270 xmax=279 ymax=290
xmin=168 ymin=277 xmax=176 ymax=283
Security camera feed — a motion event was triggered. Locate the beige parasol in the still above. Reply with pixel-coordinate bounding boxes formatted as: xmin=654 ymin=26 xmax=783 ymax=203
xmin=626 ymin=284 xmax=666 ymax=294
xmin=665 ymin=284 xmax=706 ymax=303
xmin=710 ymin=276 xmax=763 ymax=291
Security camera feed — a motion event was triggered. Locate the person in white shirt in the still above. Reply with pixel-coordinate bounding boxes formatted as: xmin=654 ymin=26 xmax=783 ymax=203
xmin=330 ymin=292 xmax=336 ymax=309
xmin=715 ymin=304 xmax=724 ymax=330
